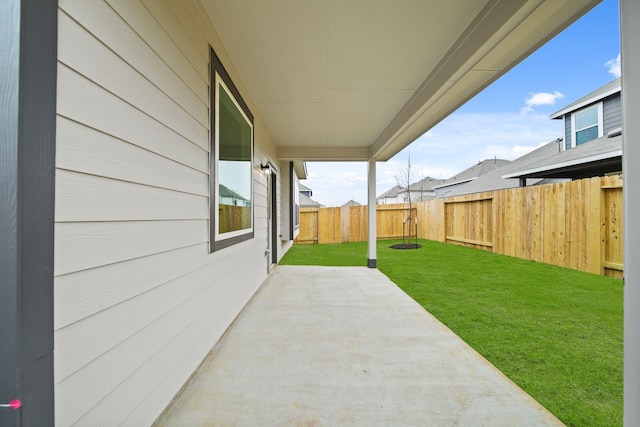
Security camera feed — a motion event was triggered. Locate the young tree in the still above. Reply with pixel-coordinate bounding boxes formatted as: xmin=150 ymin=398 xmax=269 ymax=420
xmin=395 ymin=153 xmax=418 ymax=248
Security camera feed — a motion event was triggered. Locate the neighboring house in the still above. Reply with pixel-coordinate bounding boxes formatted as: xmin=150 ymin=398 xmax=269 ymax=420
xmin=219 ymin=184 xmax=250 ymax=207
xmin=6 ymin=2 xmax=630 ymax=426
xmin=298 ymin=183 xmax=322 ymax=207
xmin=504 ymin=79 xmax=623 ymax=181
xmin=443 ymin=141 xmax=562 ymax=198
xmin=445 ymin=79 xmax=624 ymax=196
xmin=300 ymin=192 xmax=322 ymax=208
xmin=377 ymin=177 xmax=446 ymax=204
xmin=342 ymin=200 xmax=362 ymax=207
xmin=404 ymin=176 xmax=447 ymax=202
xmin=299 ymin=183 xmax=314 ymax=198
xmin=503 ymin=133 xmax=622 ymax=181
xmin=552 ymin=78 xmax=621 ymax=151
xmin=377 ymin=185 xmax=406 ymax=205
xmin=434 ymin=159 xmax=510 ymax=198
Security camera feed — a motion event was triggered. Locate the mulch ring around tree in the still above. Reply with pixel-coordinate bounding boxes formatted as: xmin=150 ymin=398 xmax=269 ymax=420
xmin=389 ymin=243 xmax=422 ymax=250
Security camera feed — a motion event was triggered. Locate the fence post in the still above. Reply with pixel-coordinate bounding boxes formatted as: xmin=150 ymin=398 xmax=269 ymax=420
xmin=584 ymin=177 xmax=601 ymax=274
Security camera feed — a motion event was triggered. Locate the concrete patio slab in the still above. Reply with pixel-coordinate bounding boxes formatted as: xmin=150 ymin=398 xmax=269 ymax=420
xmin=155 ymin=266 xmax=563 ymax=426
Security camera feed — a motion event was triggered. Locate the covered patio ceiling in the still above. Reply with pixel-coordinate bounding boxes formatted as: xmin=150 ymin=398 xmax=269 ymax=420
xmin=202 ymin=0 xmax=600 ymax=162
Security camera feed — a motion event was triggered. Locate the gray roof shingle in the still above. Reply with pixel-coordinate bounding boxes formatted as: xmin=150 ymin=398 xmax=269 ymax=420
xmin=441 ymin=140 xmax=562 ymax=197
xmin=377 ymin=185 xmax=405 ymax=199
xmin=300 ymin=192 xmax=321 ymax=207
xmin=434 ymin=159 xmax=511 ymax=191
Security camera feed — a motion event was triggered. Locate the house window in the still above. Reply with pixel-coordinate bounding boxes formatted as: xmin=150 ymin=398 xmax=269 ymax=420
xmin=210 ymin=48 xmax=254 ymax=252
xmin=571 ymin=103 xmax=602 ymax=147
xmin=293 ymin=177 xmax=300 ymax=229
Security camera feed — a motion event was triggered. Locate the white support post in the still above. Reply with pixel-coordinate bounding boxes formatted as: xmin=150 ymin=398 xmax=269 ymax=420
xmin=622 ymin=0 xmax=640 ymax=424
xmin=367 ymin=159 xmax=377 ymax=268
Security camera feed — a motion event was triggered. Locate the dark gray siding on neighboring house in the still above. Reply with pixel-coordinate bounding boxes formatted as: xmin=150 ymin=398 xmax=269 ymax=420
xmin=604 ymin=94 xmax=622 ymax=134
xmin=564 ymin=115 xmax=572 ymax=150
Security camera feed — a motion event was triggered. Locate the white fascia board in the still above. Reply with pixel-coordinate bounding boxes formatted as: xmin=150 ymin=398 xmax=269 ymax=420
xmin=432 ymin=177 xmax=477 ymax=190
xmin=550 ymin=86 xmax=621 ymax=119
xmin=293 ymin=161 xmax=307 ymax=179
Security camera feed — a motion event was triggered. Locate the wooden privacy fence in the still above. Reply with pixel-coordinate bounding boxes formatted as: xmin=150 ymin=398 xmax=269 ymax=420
xmin=296 ymin=175 xmax=623 ymax=278
xmin=296 ymin=204 xmax=417 ymax=244
xmin=219 ymin=205 xmax=251 ymax=233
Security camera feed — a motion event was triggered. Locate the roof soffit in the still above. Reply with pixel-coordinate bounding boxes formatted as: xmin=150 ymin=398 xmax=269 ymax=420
xmin=201 ymin=0 xmax=601 ymax=162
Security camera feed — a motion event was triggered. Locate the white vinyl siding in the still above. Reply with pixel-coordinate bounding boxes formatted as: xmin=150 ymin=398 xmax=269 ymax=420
xmin=55 ymin=0 xmax=275 ymax=425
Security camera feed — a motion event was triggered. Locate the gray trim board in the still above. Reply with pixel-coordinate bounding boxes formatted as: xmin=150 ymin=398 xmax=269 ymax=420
xmin=209 ymin=46 xmax=254 ymax=252
xmin=271 ymin=168 xmax=278 ymax=264
xmin=289 ymin=162 xmax=294 ymax=240
xmin=622 ymin=0 xmax=640 ymax=424
xmin=0 ymin=0 xmax=57 ymax=425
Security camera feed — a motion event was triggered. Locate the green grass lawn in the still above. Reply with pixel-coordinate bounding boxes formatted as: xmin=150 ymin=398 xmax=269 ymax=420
xmin=281 ymin=239 xmax=623 ymax=427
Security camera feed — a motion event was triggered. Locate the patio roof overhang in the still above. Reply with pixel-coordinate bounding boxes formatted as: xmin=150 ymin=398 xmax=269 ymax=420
xmin=202 ymin=0 xmax=601 ymax=162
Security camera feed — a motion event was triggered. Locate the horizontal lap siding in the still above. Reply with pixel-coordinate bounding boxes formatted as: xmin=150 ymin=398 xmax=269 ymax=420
xmin=55 ymin=1 xmax=272 ymax=425
xmin=603 ymin=95 xmax=622 ymax=134
xmin=564 ymin=115 xmax=572 ymax=150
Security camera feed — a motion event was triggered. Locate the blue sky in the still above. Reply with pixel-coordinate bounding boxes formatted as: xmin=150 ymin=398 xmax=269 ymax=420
xmin=304 ymin=0 xmax=620 ymax=207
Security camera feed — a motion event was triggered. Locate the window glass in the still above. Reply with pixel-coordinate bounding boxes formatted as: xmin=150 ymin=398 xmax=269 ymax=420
xmin=576 ymin=126 xmax=599 ymax=145
xmin=217 ymin=81 xmax=252 ymax=235
xmin=293 ymin=177 xmax=300 ymax=228
xmin=575 ymin=106 xmax=598 ymax=130
xmin=210 ymin=46 xmax=254 ymax=252
xmin=572 ymin=104 xmax=601 ymax=147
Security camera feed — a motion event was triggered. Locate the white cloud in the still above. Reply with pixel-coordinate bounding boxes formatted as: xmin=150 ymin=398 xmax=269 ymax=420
xmin=335 ymin=171 xmax=366 ymax=182
xmin=512 ymin=142 xmax=547 ymax=156
xmin=303 ymin=162 xmax=368 ymax=206
xmin=605 ymin=53 xmax=621 ymax=78
xmin=520 ymin=91 xmax=564 ymax=114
